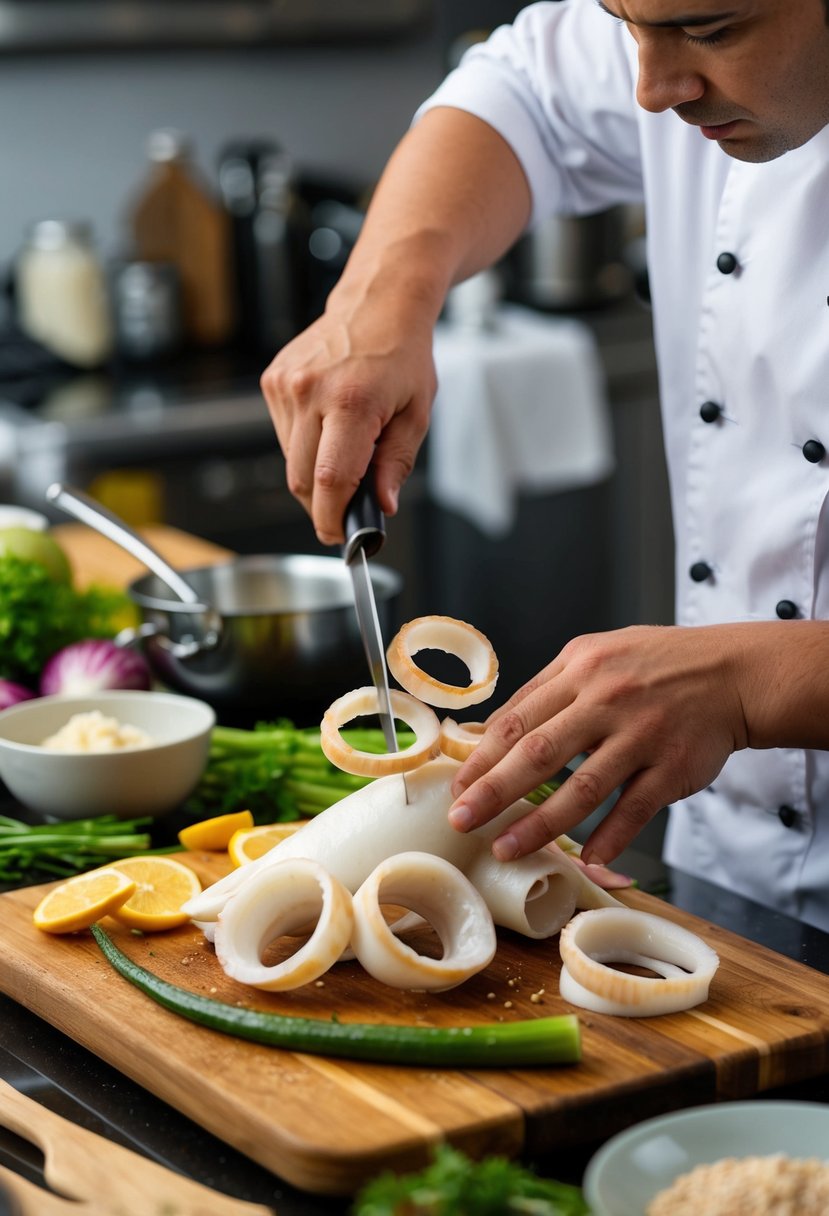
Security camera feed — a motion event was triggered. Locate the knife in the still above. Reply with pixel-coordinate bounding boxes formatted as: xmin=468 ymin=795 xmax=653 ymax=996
xmin=343 ymin=473 xmax=407 ymax=798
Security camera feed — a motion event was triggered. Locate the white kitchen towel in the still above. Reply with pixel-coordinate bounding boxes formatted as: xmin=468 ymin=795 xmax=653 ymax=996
xmin=429 ymin=303 xmax=614 ymax=537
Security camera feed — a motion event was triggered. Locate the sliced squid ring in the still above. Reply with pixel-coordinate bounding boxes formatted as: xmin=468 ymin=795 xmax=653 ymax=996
xmin=558 ymin=963 xmax=688 ymax=1017
xmin=214 ymin=857 xmax=354 ymax=991
xmin=320 ymin=686 xmax=441 ymax=776
xmin=558 ymin=907 xmax=719 ymax=1017
xmin=439 ymin=717 xmax=486 ymax=761
xmin=350 ymin=851 xmax=497 ymax=992
xmin=559 ymin=964 xmax=638 ymax=1017
xmin=387 ymin=616 xmax=498 ymax=709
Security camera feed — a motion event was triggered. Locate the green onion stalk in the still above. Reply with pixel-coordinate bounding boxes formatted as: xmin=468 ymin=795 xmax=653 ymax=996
xmin=90 ymin=924 xmax=582 ymax=1069
xmin=0 ymin=815 xmax=153 ymax=883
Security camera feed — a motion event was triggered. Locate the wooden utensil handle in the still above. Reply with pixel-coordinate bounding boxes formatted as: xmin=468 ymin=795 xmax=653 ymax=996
xmin=0 ymin=1160 xmax=85 ymax=1215
xmin=0 ymin=1077 xmax=274 ymax=1215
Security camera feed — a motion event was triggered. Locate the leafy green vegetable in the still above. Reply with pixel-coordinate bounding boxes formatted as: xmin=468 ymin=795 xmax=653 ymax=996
xmin=352 ymin=1144 xmax=590 ymax=1215
xmin=0 ymin=553 xmax=133 ymax=683
xmin=0 ymin=814 xmax=154 ymax=882
xmin=185 ymin=720 xmax=562 ymax=825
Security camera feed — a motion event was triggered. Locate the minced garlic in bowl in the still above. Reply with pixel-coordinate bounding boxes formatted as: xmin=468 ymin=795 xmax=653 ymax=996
xmin=41 ymin=709 xmax=152 ymax=753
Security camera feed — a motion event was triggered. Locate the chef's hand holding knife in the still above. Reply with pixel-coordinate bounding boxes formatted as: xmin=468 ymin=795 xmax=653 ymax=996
xmin=260 ymin=292 xmax=436 ymax=548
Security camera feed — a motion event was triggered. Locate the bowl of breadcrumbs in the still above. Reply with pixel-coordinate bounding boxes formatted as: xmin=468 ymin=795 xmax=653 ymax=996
xmin=584 ymin=1101 xmax=829 ymax=1215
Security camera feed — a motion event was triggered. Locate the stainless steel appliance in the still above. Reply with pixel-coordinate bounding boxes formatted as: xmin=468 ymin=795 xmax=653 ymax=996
xmin=508 ymin=207 xmax=633 ymax=312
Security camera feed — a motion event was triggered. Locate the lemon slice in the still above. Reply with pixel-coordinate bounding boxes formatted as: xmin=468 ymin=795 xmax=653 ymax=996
xmin=108 ymin=856 xmax=202 ymax=931
xmin=227 ymin=821 xmax=308 ymax=867
xmin=33 ymin=868 xmax=138 ymax=935
xmin=177 ymin=809 xmax=255 ymax=852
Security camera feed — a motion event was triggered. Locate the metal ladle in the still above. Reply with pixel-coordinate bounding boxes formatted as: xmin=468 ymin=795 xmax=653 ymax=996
xmin=45 ymin=482 xmax=222 ymax=658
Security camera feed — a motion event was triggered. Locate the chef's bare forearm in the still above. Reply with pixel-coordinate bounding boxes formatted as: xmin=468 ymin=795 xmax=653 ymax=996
xmin=330 ymin=106 xmax=533 ymax=323
xmin=739 ymin=619 xmax=829 ymax=750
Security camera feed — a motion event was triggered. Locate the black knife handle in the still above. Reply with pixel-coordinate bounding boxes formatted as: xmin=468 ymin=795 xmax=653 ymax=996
xmin=343 ymin=472 xmax=386 ymax=564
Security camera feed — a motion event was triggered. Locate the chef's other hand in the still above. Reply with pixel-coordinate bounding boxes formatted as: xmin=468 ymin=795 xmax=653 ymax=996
xmin=260 ymin=288 xmax=436 ymax=547
xmin=448 ymin=623 xmax=754 ymax=866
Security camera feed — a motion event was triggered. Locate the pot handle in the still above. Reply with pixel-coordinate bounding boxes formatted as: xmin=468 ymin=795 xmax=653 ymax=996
xmin=115 ymin=620 xmax=218 ymax=660
xmin=46 ymin=481 xmax=223 ymax=656
xmin=46 ymin=482 xmax=207 ymax=607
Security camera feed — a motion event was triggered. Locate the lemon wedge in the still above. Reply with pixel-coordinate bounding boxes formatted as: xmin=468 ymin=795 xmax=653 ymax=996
xmin=177 ymin=809 xmax=255 ymax=852
xmin=108 ymin=856 xmax=202 ymax=931
xmin=33 ymin=868 xmax=138 ymax=935
xmin=227 ymin=821 xmax=308 ymax=867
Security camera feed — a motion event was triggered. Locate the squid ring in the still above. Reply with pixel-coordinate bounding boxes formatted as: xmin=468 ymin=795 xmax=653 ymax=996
xmin=439 ymin=718 xmax=486 ymax=761
xmin=214 ymin=857 xmax=354 ymax=991
xmin=350 ymin=851 xmax=497 ymax=992
xmin=387 ymin=616 xmax=498 ymax=708
xmin=558 ymin=907 xmax=719 ymax=1017
xmin=320 ymin=686 xmax=441 ymax=776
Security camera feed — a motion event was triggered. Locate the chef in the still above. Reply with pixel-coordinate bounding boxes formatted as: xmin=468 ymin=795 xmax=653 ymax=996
xmin=260 ymin=0 xmax=829 ymax=929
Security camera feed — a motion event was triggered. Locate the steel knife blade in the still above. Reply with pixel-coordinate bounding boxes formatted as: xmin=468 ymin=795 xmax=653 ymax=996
xmin=343 ymin=475 xmax=406 ymax=797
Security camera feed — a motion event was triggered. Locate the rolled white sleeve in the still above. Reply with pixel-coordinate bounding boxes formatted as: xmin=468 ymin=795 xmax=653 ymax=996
xmin=416 ymin=0 xmax=644 ymax=228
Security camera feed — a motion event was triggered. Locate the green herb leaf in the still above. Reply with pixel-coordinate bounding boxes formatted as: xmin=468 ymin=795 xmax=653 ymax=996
xmin=352 ymin=1144 xmax=589 ymax=1215
xmin=0 ymin=553 xmax=133 ymax=683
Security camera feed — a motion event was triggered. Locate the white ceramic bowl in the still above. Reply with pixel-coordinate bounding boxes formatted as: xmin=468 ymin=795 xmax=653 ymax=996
xmin=0 ymin=505 xmax=49 ymax=531
xmin=0 ymin=691 xmax=215 ymax=820
xmin=584 ymin=1100 xmax=829 ymax=1215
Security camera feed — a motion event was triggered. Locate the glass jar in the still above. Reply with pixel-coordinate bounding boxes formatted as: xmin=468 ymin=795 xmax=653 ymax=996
xmin=16 ymin=219 xmax=113 ymax=368
xmin=110 ymin=259 xmax=182 ymax=361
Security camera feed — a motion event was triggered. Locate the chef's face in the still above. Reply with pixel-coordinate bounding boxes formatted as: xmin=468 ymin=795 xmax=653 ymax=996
xmin=597 ymin=0 xmax=829 ymax=161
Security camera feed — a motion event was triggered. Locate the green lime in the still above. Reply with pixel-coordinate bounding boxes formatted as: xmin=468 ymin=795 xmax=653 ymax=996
xmin=0 ymin=527 xmax=72 ymax=584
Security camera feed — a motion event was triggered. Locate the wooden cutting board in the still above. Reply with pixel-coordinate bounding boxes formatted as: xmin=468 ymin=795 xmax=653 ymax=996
xmin=51 ymin=522 xmax=232 ymax=591
xmin=2 ymin=855 xmax=829 ymax=1197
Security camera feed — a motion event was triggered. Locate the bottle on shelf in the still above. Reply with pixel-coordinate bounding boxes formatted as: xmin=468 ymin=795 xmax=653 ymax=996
xmin=217 ymin=138 xmax=310 ymax=354
xmin=127 ymin=129 xmax=234 ymax=348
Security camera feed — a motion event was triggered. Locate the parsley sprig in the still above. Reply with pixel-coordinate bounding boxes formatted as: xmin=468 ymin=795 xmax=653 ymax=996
xmin=0 ymin=554 xmax=131 ymax=684
xmin=353 ymin=1145 xmax=589 ymax=1215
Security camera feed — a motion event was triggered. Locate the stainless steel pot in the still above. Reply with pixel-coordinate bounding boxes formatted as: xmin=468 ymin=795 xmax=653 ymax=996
xmin=509 ymin=206 xmax=632 ymax=311
xmin=45 ymin=483 xmax=403 ymax=727
xmin=125 ymin=554 xmax=402 ymax=726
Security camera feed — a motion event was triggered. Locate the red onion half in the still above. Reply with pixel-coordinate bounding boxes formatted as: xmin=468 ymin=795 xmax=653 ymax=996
xmin=0 ymin=680 xmax=36 ymax=711
xmin=40 ymin=640 xmax=151 ymax=697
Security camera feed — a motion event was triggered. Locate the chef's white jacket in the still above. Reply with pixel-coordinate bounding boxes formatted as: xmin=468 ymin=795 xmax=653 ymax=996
xmin=420 ymin=0 xmax=829 ymax=929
